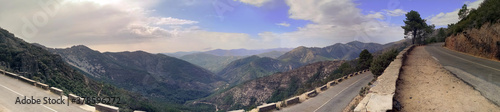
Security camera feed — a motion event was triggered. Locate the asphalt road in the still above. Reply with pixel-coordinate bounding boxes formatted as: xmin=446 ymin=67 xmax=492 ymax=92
xmin=0 ymin=73 xmax=90 ymax=112
xmin=279 ymin=71 xmax=374 ymax=112
xmin=425 ymin=43 xmax=500 ymax=104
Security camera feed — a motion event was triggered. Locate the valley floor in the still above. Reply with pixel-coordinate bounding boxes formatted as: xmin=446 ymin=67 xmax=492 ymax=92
xmin=395 ymin=46 xmax=499 ymax=111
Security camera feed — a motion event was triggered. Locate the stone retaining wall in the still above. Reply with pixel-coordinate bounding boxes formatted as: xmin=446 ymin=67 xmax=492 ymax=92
xmin=354 ymin=45 xmax=414 ymax=112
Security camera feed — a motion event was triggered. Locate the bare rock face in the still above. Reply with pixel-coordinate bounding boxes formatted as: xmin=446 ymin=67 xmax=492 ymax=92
xmin=445 ymin=22 xmax=500 ymax=61
xmin=205 ymin=60 xmax=344 ymax=111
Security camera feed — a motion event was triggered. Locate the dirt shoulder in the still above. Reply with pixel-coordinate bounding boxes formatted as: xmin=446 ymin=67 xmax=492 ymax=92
xmin=395 ymin=46 xmax=499 ymax=111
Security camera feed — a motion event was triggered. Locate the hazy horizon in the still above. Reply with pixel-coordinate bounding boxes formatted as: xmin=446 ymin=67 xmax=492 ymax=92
xmin=0 ymin=0 xmax=483 ymax=53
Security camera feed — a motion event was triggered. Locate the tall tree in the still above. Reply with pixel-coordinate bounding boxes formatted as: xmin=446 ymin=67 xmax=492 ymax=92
xmin=458 ymin=4 xmax=469 ymax=20
xmin=402 ymin=10 xmax=430 ymax=44
xmin=358 ymin=49 xmax=373 ymax=70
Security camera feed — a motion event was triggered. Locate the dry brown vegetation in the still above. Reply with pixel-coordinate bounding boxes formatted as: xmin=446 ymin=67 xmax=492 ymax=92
xmin=445 ymin=22 xmax=500 ymax=61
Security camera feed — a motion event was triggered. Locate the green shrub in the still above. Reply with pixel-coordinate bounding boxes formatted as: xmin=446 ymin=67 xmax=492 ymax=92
xmin=448 ymin=0 xmax=500 ymax=36
xmin=369 ymin=49 xmax=399 ymax=76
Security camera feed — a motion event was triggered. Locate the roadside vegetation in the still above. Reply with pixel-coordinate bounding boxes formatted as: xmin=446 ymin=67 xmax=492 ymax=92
xmin=401 ymin=0 xmax=500 ymax=46
xmin=369 ymin=49 xmax=399 ymax=76
xmin=447 ymin=0 xmax=500 ymax=36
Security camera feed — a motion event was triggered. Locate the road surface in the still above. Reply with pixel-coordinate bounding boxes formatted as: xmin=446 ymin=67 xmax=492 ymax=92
xmin=426 ymin=43 xmax=500 ymax=104
xmin=0 ymin=73 xmax=90 ymax=112
xmin=279 ymin=71 xmax=374 ymax=112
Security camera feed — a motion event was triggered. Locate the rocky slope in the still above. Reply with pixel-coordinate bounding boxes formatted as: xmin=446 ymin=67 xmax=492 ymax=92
xmin=217 ymin=55 xmax=300 ymax=85
xmin=49 ymin=45 xmax=227 ymax=103
xmin=445 ymin=22 xmax=500 ymax=61
xmin=204 ymin=60 xmax=344 ymax=111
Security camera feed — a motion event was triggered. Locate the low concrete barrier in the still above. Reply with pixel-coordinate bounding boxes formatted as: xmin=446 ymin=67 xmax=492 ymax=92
xmin=4 ymin=71 xmax=19 ymax=78
xmin=257 ymin=103 xmax=276 ymax=112
xmin=228 ymin=109 xmax=244 ymax=112
xmin=328 ymin=81 xmax=337 ymax=87
xmin=246 ymin=69 xmax=370 ymax=111
xmin=306 ymin=90 xmax=317 ymax=97
xmin=96 ymin=103 xmax=119 ymax=112
xmin=18 ymin=76 xmax=36 ymax=86
xmin=50 ymin=87 xmax=63 ymax=96
xmin=36 ymin=82 xmax=49 ymax=90
xmin=354 ymin=45 xmax=414 ymax=112
xmin=319 ymin=85 xmax=328 ymax=91
xmin=285 ymin=96 xmax=300 ymax=106
xmin=68 ymin=94 xmax=85 ymax=105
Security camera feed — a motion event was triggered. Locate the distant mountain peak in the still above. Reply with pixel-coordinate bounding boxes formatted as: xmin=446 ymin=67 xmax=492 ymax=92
xmin=69 ymin=45 xmax=92 ymax=50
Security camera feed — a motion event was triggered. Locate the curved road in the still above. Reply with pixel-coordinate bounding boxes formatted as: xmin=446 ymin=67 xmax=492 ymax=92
xmin=279 ymin=72 xmax=373 ymax=112
xmin=426 ymin=43 xmax=500 ymax=104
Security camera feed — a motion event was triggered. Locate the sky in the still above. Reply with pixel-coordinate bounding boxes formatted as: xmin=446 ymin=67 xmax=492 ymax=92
xmin=0 ymin=0 xmax=484 ymax=53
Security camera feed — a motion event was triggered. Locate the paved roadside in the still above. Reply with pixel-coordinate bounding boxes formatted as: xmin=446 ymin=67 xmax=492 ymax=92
xmin=426 ymin=43 xmax=500 ymax=105
xmin=279 ymin=72 xmax=374 ymax=112
xmin=395 ymin=45 xmax=499 ymax=111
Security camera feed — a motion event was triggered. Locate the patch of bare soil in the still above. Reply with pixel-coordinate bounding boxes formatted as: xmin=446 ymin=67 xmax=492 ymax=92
xmin=395 ymin=46 xmax=499 ymax=112
xmin=342 ymin=94 xmax=363 ymax=112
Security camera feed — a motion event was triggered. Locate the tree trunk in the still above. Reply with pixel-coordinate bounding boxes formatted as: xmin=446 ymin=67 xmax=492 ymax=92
xmin=412 ymin=29 xmax=417 ymax=44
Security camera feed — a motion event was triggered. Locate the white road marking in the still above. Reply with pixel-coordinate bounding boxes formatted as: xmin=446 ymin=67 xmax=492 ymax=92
xmin=0 ymin=80 xmax=58 ymax=112
xmin=433 ymin=46 xmax=500 ymax=72
xmin=432 ymin=56 xmax=439 ymax=62
xmin=313 ymin=74 xmax=369 ymax=112
xmin=0 ymin=84 xmax=24 ymax=96
xmin=41 ymin=105 xmax=58 ymax=112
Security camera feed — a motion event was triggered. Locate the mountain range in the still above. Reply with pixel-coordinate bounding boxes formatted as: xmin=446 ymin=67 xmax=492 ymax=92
xmin=171 ymin=48 xmax=292 ymax=73
xmin=278 ymin=41 xmax=385 ymax=64
xmin=216 ymin=55 xmax=300 ymax=85
xmin=165 ymin=48 xmax=293 ymax=58
xmin=0 ymin=27 xmax=171 ymax=111
xmin=47 ymin=45 xmax=227 ymax=104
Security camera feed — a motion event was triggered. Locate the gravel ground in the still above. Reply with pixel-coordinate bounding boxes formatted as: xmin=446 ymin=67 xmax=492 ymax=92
xmin=395 ymin=46 xmax=499 ymax=112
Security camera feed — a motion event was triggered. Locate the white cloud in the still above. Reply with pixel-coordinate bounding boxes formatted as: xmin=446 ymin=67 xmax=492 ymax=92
xmin=279 ymin=0 xmax=404 ymax=46
xmin=366 ymin=12 xmax=384 ymax=20
xmin=428 ymin=0 xmax=483 ymax=26
xmin=0 ymin=0 xmax=407 ymax=53
xmin=0 ymin=0 xmax=224 ymax=53
xmin=385 ymin=9 xmax=407 ymax=16
xmin=285 ymin=0 xmax=365 ymax=26
xmin=148 ymin=17 xmax=198 ymax=25
xmin=238 ymin=0 xmax=272 ymax=7
xmin=276 ymin=22 xmax=290 ymax=27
